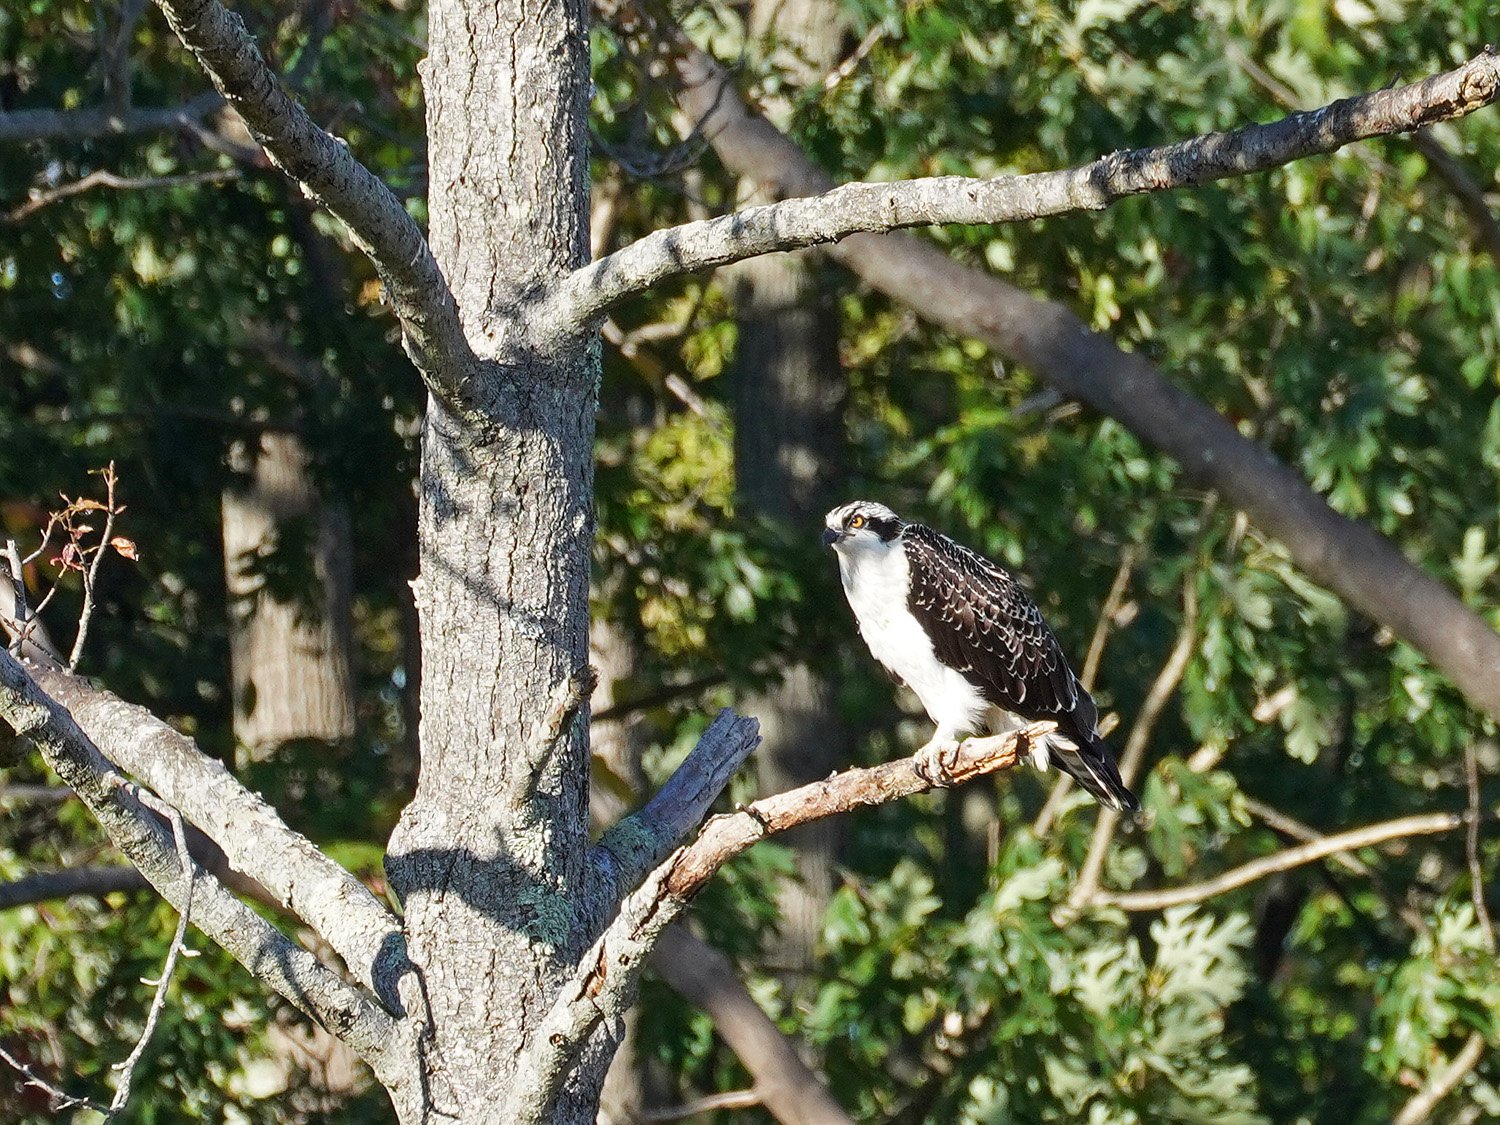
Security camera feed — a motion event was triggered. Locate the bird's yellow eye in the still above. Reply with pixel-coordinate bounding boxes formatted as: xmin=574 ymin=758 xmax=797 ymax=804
xmin=849 ymin=514 xmax=866 ymax=529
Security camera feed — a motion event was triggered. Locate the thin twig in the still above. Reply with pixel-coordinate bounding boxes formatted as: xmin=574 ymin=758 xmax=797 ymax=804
xmin=643 ymin=1088 xmax=762 ymax=1121
xmin=820 ymin=22 xmax=885 ymax=94
xmin=107 ymin=796 xmax=197 ymax=1116
xmin=0 ymin=1043 xmax=107 ymax=1115
xmin=6 ymin=168 xmax=238 ymax=222
xmin=1242 ymin=796 xmax=1430 ymax=933
xmin=1068 ymin=580 xmax=1197 ymax=909
xmin=1391 ymin=1032 xmax=1487 ymax=1125
xmin=1091 ymin=812 xmax=1464 ymax=912
xmin=1464 ymin=742 xmax=1494 ymax=952
xmin=68 ymin=462 xmax=118 ymax=672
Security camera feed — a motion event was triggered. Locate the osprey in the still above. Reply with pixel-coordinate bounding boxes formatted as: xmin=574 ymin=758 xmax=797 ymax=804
xmin=823 ymin=500 xmax=1138 ymax=814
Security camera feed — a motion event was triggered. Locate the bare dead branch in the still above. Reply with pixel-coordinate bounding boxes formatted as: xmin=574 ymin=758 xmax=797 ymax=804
xmin=643 ymin=1088 xmax=760 ymax=1120
xmin=106 ymin=799 xmax=196 ymax=1117
xmin=511 ymin=722 xmax=1051 ymax=1124
xmin=555 ymin=49 xmax=1500 ymax=326
xmin=27 ymin=663 xmax=409 ymax=1003
xmin=146 ymin=0 xmax=477 ymax=406
xmin=68 ymin=462 xmax=120 ymax=672
xmin=0 ymin=91 xmax=224 ymax=144
xmin=659 ymin=34 xmax=1500 ymax=724
xmin=0 ymin=1043 xmax=107 ymax=1116
xmin=0 ymin=650 xmax=397 ymax=1074
xmin=6 ymin=167 xmax=238 ymax=222
xmin=1091 ymin=812 xmax=1463 ymax=912
xmin=1391 ymin=1032 xmax=1487 ymax=1125
xmin=592 ymin=709 xmax=761 ymax=897
xmin=652 ymin=925 xmax=854 ymax=1125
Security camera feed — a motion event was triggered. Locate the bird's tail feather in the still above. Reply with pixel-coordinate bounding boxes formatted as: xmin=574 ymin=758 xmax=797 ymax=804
xmin=1047 ymin=734 xmax=1140 ymax=817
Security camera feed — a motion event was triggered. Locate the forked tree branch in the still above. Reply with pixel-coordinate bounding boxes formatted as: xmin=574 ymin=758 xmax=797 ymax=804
xmin=507 ymin=722 xmax=1052 ymax=1124
xmin=1089 ymin=811 xmax=1463 ymax=912
xmin=0 ymin=650 xmax=397 ymax=1073
xmin=591 ymin=709 xmax=761 ymax=898
xmin=556 ymin=49 xmax=1500 ymax=326
xmin=658 ymin=33 xmax=1500 ymax=723
xmin=27 ymin=664 xmax=409 ymax=1003
xmin=146 ymin=0 xmax=477 ymax=404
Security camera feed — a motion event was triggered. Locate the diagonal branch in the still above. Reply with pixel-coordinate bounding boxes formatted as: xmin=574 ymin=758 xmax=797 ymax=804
xmin=0 ymin=649 xmax=397 ymax=1073
xmin=1089 ymin=811 xmax=1463 ymax=912
xmin=556 ymin=49 xmax=1500 ymax=326
xmin=1391 ymin=1031 xmax=1487 ymax=1125
xmin=27 ymin=664 xmax=409 ymax=1005
xmin=657 ymin=34 xmax=1500 ymax=724
xmin=147 ymin=0 xmax=477 ymax=404
xmin=590 ymin=709 xmax=761 ymax=898
xmin=652 ymin=924 xmax=854 ymax=1125
xmin=507 ymin=721 xmax=1052 ymax=1124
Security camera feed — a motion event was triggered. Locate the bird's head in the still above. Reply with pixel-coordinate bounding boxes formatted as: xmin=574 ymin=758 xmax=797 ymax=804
xmin=823 ymin=501 xmax=904 ymax=553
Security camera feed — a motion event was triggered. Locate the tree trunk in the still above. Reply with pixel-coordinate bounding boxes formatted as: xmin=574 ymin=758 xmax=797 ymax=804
xmin=222 ymin=431 xmax=355 ymax=764
xmin=379 ymin=0 xmax=604 ymax=1119
xmin=731 ymin=0 xmax=852 ymax=975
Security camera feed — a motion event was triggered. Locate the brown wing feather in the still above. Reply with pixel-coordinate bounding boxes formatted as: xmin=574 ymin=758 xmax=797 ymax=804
xmin=903 ymin=523 xmax=1096 ymax=739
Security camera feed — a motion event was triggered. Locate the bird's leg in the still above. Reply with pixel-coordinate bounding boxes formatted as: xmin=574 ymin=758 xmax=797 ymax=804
xmin=913 ymin=726 xmax=966 ymax=787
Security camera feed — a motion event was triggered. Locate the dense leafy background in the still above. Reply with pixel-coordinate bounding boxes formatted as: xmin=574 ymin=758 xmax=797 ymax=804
xmin=2 ymin=0 xmax=1498 ymax=1120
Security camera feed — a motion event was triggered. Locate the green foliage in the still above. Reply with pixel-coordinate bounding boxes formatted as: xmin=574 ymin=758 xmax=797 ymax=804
xmin=2 ymin=0 xmax=1498 ymax=1119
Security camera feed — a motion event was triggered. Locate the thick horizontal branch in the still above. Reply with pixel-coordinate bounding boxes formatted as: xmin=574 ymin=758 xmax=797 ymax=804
xmin=507 ymin=722 xmax=1050 ymax=1123
xmin=0 ymin=91 xmax=224 ymax=144
xmin=557 ymin=49 xmax=1500 ymax=325
xmin=1090 ymin=811 xmax=1463 ymax=911
xmin=0 ymin=651 xmax=396 ymax=1071
xmin=148 ymin=0 xmax=476 ymax=405
xmin=591 ymin=709 xmax=761 ymax=897
xmin=663 ymin=38 xmax=1500 ymax=723
xmin=28 ymin=664 xmax=408 ymax=1004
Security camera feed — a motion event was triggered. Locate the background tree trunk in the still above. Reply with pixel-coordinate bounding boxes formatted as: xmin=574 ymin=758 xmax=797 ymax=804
xmin=731 ymin=0 xmax=852 ymax=976
xmin=222 ymin=431 xmax=355 ymax=764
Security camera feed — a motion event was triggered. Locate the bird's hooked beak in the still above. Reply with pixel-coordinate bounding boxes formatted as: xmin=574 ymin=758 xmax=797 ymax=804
xmin=821 ymin=527 xmax=840 ymax=549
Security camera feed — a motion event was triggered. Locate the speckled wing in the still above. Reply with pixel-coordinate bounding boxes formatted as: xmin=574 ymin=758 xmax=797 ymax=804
xmin=901 ymin=523 xmax=1097 ymax=738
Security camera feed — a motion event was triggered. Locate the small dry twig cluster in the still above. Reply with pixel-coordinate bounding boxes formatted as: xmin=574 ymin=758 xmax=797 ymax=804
xmin=3 ymin=462 xmax=138 ymax=670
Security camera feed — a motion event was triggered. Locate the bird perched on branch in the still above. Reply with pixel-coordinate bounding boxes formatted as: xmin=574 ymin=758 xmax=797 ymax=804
xmin=823 ymin=500 xmax=1138 ymax=814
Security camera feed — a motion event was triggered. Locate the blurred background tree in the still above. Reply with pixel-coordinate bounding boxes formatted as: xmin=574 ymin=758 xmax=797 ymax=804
xmin=2 ymin=0 xmax=1497 ymax=1121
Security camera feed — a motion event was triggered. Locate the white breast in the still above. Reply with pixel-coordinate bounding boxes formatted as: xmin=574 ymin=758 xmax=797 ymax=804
xmin=837 ymin=541 xmax=990 ymax=739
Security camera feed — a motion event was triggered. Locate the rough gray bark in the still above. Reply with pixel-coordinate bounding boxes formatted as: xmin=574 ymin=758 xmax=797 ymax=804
xmin=376 ymin=0 xmax=604 ymax=1118
xmin=222 ymin=431 xmax=356 ymax=761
